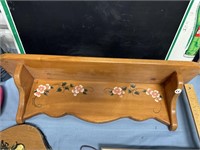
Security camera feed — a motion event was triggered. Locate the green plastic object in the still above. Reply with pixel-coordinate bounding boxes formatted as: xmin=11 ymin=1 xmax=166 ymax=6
xmin=184 ymin=4 xmax=200 ymax=58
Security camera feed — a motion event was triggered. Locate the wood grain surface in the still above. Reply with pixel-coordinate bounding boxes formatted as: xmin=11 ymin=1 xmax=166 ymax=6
xmin=0 ymin=124 xmax=50 ymax=150
xmin=1 ymin=54 xmax=199 ymax=130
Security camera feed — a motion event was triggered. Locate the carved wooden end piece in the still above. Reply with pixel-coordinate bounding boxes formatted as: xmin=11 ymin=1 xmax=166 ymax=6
xmin=163 ymin=72 xmax=183 ymax=131
xmin=14 ymin=64 xmax=34 ymax=124
xmin=1 ymin=54 xmax=200 ymax=131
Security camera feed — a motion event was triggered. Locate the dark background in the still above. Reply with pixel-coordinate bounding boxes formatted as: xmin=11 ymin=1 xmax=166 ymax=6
xmin=8 ymin=1 xmax=189 ymax=59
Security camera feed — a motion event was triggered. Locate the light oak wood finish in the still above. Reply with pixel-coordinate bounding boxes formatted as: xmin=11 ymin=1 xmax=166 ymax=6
xmin=184 ymin=84 xmax=200 ymax=139
xmin=1 ymin=54 xmax=200 ymax=130
xmin=14 ymin=64 xmax=34 ymax=124
xmin=163 ymin=72 xmax=184 ymax=131
xmin=0 ymin=124 xmax=50 ymax=150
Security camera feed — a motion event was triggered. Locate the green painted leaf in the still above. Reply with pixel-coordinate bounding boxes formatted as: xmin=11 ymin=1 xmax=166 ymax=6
xmin=128 ymin=89 xmax=132 ymax=93
xmin=134 ymin=91 xmax=140 ymax=95
xmin=143 ymin=90 xmax=147 ymax=92
xmin=110 ymin=93 xmax=114 ymax=96
xmin=57 ymin=87 xmax=62 ymax=92
xmin=121 ymin=87 xmax=127 ymax=91
xmin=84 ymin=89 xmax=88 ymax=92
xmin=51 ymin=86 xmax=54 ymax=89
xmin=34 ymin=90 xmax=37 ymax=92
xmin=83 ymin=92 xmax=87 ymax=95
xmin=130 ymin=84 xmax=136 ymax=88
xmin=62 ymin=82 xmax=67 ymax=86
xmin=44 ymin=92 xmax=48 ymax=96
xmin=160 ymin=95 xmax=162 ymax=98
xmin=46 ymin=90 xmax=49 ymax=93
xmin=65 ymin=87 xmax=69 ymax=90
xmin=70 ymin=84 xmax=74 ymax=87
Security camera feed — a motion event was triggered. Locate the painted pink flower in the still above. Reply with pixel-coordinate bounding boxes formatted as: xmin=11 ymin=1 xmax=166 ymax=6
xmin=72 ymin=89 xmax=79 ymax=96
xmin=146 ymin=88 xmax=153 ymax=95
xmin=34 ymin=91 xmax=41 ymax=97
xmin=155 ymin=97 xmax=162 ymax=102
xmin=146 ymin=88 xmax=162 ymax=102
xmin=75 ymin=85 xmax=84 ymax=93
xmin=37 ymin=85 xmax=47 ymax=93
xmin=119 ymin=91 xmax=125 ymax=97
xmin=72 ymin=85 xmax=84 ymax=96
xmin=150 ymin=90 xmax=160 ymax=99
xmin=112 ymin=87 xmax=125 ymax=97
xmin=45 ymin=84 xmax=51 ymax=90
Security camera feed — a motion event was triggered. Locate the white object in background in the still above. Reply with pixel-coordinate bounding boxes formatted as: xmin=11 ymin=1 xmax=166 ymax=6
xmin=0 ymin=11 xmax=7 ymax=27
xmin=166 ymin=0 xmax=200 ymax=61
xmin=0 ymin=0 xmax=25 ymax=54
xmin=0 ymin=10 xmax=17 ymax=53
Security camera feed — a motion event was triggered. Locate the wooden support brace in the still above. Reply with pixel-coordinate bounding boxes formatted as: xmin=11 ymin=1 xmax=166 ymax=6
xmin=13 ymin=64 xmax=34 ymax=124
xmin=163 ymin=71 xmax=184 ymax=131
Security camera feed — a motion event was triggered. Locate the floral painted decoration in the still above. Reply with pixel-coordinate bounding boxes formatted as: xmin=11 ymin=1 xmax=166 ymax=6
xmin=33 ymin=82 xmax=163 ymax=102
xmin=107 ymin=83 xmax=162 ymax=102
xmin=34 ymin=84 xmax=53 ymax=97
xmin=33 ymin=82 xmax=88 ymax=97
xmin=72 ymin=85 xmax=88 ymax=96
xmin=146 ymin=88 xmax=162 ymax=102
xmin=108 ymin=84 xmax=139 ymax=97
xmin=111 ymin=87 xmax=125 ymax=97
xmin=56 ymin=83 xmax=88 ymax=96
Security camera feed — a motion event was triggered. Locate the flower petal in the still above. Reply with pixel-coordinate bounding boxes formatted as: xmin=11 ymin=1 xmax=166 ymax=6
xmin=80 ymin=88 xmax=84 ymax=93
xmin=75 ymin=89 xmax=79 ymax=94
xmin=146 ymin=92 xmax=150 ymax=95
xmin=46 ymin=84 xmax=51 ymax=90
xmin=117 ymin=92 xmax=122 ymax=96
xmin=149 ymin=90 xmax=154 ymax=95
xmin=155 ymin=97 xmax=162 ymax=101
xmin=146 ymin=91 xmax=150 ymax=95
xmin=34 ymin=92 xmax=41 ymax=97
xmin=37 ymin=85 xmax=46 ymax=93
xmin=112 ymin=90 xmax=116 ymax=94
xmin=155 ymin=99 xmax=159 ymax=102
xmin=113 ymin=87 xmax=118 ymax=90
xmin=154 ymin=90 xmax=159 ymax=93
xmin=147 ymin=88 xmax=152 ymax=92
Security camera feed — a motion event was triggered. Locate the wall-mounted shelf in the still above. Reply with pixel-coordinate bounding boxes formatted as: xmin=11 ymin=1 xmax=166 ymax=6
xmin=1 ymin=54 xmax=199 ymax=130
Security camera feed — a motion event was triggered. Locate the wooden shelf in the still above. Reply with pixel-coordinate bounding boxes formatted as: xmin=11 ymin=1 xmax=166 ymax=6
xmin=1 ymin=54 xmax=200 ymax=131
xmin=26 ymin=80 xmax=169 ymax=124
